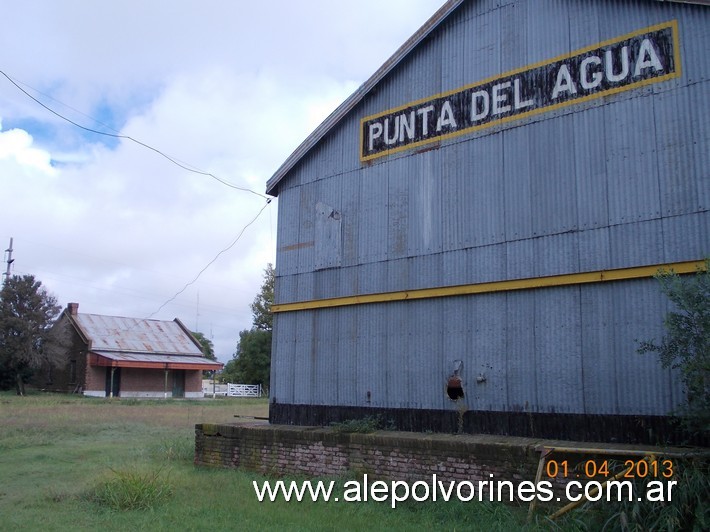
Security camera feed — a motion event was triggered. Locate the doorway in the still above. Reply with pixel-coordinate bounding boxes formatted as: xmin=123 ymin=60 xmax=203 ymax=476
xmin=172 ymin=370 xmax=185 ymax=398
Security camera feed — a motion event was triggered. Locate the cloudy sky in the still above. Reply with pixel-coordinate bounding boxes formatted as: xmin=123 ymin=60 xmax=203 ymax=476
xmin=0 ymin=1 xmax=446 ymax=362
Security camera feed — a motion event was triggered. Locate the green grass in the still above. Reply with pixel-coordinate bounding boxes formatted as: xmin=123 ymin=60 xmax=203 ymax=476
xmin=0 ymin=392 xmax=573 ymax=531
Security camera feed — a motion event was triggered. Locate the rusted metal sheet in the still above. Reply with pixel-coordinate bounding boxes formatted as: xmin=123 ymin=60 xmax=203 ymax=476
xmin=75 ymin=314 xmax=202 ymax=355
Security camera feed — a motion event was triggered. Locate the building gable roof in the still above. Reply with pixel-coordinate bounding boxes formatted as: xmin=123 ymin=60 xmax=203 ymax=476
xmin=265 ymin=0 xmax=709 ymax=197
xmin=63 ymin=305 xmax=223 ymax=370
xmin=73 ymin=313 xmax=203 ymax=356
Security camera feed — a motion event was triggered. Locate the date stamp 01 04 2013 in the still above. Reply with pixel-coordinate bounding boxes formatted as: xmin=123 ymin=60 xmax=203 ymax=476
xmin=544 ymin=458 xmax=674 ymax=480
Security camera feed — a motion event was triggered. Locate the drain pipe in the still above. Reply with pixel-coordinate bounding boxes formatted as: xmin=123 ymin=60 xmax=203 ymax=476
xmin=109 ymin=367 xmax=116 ymax=398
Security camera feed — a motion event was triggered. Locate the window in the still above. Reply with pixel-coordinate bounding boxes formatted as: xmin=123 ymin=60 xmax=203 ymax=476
xmin=69 ymin=360 xmax=77 ymax=384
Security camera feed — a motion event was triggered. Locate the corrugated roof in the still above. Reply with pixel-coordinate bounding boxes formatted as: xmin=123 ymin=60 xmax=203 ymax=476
xmin=264 ymin=0 xmax=709 ymax=196
xmin=74 ymin=313 xmax=202 ymax=355
xmin=91 ymin=350 xmax=222 ymax=369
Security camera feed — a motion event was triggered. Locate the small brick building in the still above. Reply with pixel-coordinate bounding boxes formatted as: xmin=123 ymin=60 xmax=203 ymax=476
xmin=41 ymin=303 xmax=222 ymax=398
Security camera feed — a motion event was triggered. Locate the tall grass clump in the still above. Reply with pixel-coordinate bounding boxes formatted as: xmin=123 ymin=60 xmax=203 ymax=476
xmin=330 ymin=416 xmax=381 ymax=434
xmin=87 ymin=467 xmax=173 ymax=511
xmin=153 ymin=435 xmax=194 ymax=463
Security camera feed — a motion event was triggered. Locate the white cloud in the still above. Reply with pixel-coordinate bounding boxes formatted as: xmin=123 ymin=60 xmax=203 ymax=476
xmin=0 ymin=124 xmax=56 ymax=175
xmin=0 ymin=0 xmax=446 ymax=361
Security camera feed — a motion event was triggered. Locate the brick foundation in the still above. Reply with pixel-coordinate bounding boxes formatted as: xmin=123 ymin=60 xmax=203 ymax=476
xmin=195 ymin=423 xmax=542 ymax=482
xmin=195 ymin=422 xmax=708 ymax=504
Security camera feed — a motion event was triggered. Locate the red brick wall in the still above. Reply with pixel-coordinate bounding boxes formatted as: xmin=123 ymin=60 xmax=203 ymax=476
xmin=120 ymin=368 xmax=166 ymax=392
xmin=118 ymin=369 xmax=202 ymax=393
xmin=195 ymin=423 xmax=542 ymax=487
xmin=101 ymin=368 xmax=203 ymax=397
xmin=185 ymin=370 xmax=202 ymax=393
xmin=84 ymin=360 xmax=105 ymax=396
xmin=84 ymin=365 xmax=203 ymax=398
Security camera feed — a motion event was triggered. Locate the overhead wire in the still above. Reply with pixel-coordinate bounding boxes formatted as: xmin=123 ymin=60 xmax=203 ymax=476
xmin=146 ymin=198 xmax=271 ymax=319
xmin=1 ymin=68 xmax=276 ymax=323
xmin=0 ymin=69 xmax=269 ymax=199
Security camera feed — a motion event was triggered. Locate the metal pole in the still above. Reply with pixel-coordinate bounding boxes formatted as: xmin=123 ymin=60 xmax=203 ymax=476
xmin=109 ymin=367 xmax=115 ymax=398
xmin=3 ymin=237 xmax=14 ymax=282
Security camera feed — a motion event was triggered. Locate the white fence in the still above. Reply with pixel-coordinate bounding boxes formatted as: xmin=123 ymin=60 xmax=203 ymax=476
xmin=202 ymin=381 xmax=228 ymax=396
xmin=227 ymin=383 xmax=262 ymax=397
xmin=201 ymin=381 xmax=263 ymax=397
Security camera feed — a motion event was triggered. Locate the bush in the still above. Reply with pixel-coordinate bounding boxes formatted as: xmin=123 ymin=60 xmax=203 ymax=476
xmin=638 ymin=260 xmax=710 ymax=437
xmin=330 ymin=416 xmax=383 ymax=434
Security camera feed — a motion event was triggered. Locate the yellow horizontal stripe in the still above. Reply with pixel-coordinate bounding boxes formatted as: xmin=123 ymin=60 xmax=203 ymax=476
xmin=272 ymin=260 xmax=705 ymax=313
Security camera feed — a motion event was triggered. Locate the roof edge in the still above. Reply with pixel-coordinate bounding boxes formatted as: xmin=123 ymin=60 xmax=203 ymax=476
xmin=90 ymin=351 xmax=223 ymax=370
xmin=173 ymin=317 xmax=206 ymax=352
xmin=62 ymin=308 xmax=91 ymax=347
xmin=265 ymin=0 xmax=464 ymax=196
xmin=265 ymin=0 xmax=709 ymax=196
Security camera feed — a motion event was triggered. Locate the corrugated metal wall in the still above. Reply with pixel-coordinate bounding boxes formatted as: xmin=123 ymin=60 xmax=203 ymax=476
xmin=271 ymin=0 xmax=709 ymax=418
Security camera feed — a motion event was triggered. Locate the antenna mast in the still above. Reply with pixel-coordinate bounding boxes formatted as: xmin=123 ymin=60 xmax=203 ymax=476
xmin=3 ymin=237 xmax=14 ymax=282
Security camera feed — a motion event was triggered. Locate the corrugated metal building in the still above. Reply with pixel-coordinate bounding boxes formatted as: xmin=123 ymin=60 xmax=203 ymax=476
xmin=265 ymin=0 xmax=709 ymax=443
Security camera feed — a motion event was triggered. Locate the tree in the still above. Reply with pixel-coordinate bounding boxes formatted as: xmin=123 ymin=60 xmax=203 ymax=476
xmin=192 ymin=331 xmax=216 ymax=361
xmin=0 ymin=275 xmax=63 ymax=395
xmin=638 ymin=260 xmax=710 ymax=435
xmin=192 ymin=331 xmax=217 ymax=378
xmin=223 ymin=264 xmax=274 ymax=389
xmin=223 ymin=329 xmax=271 ymax=388
xmin=250 ymin=263 xmax=274 ymax=331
